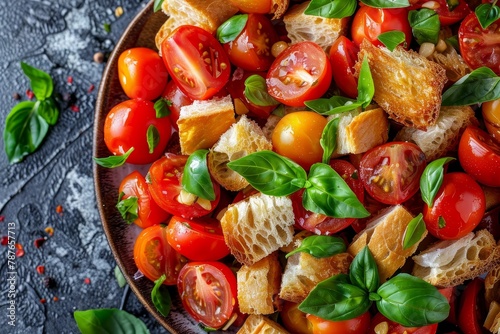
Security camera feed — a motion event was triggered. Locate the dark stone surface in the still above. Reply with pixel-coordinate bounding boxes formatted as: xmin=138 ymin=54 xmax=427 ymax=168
xmin=0 ymin=1 xmax=166 ymax=333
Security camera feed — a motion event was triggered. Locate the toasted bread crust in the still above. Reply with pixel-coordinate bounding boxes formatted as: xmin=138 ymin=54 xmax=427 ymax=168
xmin=486 ymin=264 xmax=500 ymax=306
xmin=270 ymin=0 xmax=290 ymax=19
xmin=237 ymin=314 xmax=290 ymax=334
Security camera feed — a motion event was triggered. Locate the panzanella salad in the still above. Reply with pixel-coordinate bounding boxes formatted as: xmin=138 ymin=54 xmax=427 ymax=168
xmin=92 ymin=0 xmax=500 ymax=333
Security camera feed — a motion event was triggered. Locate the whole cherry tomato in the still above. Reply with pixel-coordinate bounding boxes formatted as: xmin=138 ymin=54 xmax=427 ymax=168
xmin=369 ymin=312 xmax=438 ymax=334
xmin=228 ymin=0 xmax=272 ymax=14
xmin=160 ymin=80 xmax=193 ymax=132
xmin=281 ymin=302 xmax=313 ymax=334
xmin=410 ymin=0 xmax=471 ymax=25
xmin=307 ymin=312 xmax=371 ymax=334
xmin=457 ymin=278 xmax=488 ymax=334
xmin=329 ymin=36 xmax=359 ymax=99
xmin=482 ymin=98 xmax=500 ymax=142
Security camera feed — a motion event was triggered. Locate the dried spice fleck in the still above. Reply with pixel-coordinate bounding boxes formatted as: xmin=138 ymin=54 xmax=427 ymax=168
xmin=88 ymin=84 xmax=95 ymax=93
xmin=26 ymin=89 xmax=34 ymax=100
xmin=70 ymin=105 xmax=80 ymax=112
xmin=1 ymin=236 xmax=8 ymax=246
xmin=56 ymin=205 xmax=63 ymax=215
xmin=36 ymin=265 xmax=45 ymax=275
xmin=40 ymin=298 xmax=47 ymax=304
xmin=12 ymin=93 xmax=20 ymax=100
xmin=0 ymin=215 xmax=4 ymax=222
xmin=115 ymin=6 xmax=124 ymax=17
xmin=53 ymin=296 xmax=59 ymax=302
xmin=93 ymin=52 xmax=104 ymax=64
xmin=62 ymin=92 xmax=72 ymax=102
xmin=15 ymin=243 xmax=24 ymax=257
xmin=34 ymin=237 xmax=47 ymax=248
xmin=83 ymin=277 xmax=91 ymax=285
xmin=45 ymin=226 xmax=54 ymax=237
xmin=67 ymin=76 xmax=73 ymax=84
xmin=43 ymin=276 xmax=56 ymax=289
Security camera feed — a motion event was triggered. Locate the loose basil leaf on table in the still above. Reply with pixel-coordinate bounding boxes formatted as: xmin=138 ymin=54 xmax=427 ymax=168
xmin=402 ymin=213 xmax=427 ymax=250
xmin=408 ymin=9 xmax=440 ymax=45
xmin=377 ymin=30 xmax=406 ymax=51
xmin=349 ymin=246 xmax=379 ymax=293
xmin=320 ymin=117 xmax=340 ymax=164
xmin=114 ymin=265 xmax=127 ymax=288
xmin=154 ymin=98 xmax=171 ymax=118
xmin=74 ymin=308 xmax=149 ymax=334
xmin=244 ymin=74 xmax=280 ymax=107
xmin=94 ymin=147 xmax=134 ymax=168
xmin=420 ymin=157 xmax=455 ymax=207
xmin=285 ymin=235 xmax=346 ymax=259
xmin=37 ymin=98 xmax=59 ymax=125
xmin=116 ymin=192 xmax=139 ymax=224
xmin=359 ymin=0 xmax=410 ymax=8
xmin=151 ymin=274 xmax=172 ymax=317
xmin=182 ymin=149 xmax=215 ymax=201
xmin=304 ymin=0 xmax=357 ymax=19
xmin=216 ymin=14 xmax=248 ymax=44
xmin=21 ymin=61 xmax=53 ymax=101
xmin=475 ymin=3 xmax=500 ymax=30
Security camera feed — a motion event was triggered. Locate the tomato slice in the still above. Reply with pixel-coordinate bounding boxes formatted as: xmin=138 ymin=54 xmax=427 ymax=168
xmin=266 ymin=41 xmax=332 ymax=107
xmin=457 ymin=278 xmax=488 ymax=334
xmin=359 ymin=142 xmax=427 ymax=205
xmin=329 ymin=36 xmax=359 ymax=99
xmin=177 ymin=261 xmax=237 ymax=329
xmin=161 ymin=25 xmax=230 ymax=100
xmin=410 ymin=0 xmax=471 ymax=26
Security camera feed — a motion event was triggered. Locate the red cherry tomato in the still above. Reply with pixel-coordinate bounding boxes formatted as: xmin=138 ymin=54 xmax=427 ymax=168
xmin=118 ymin=171 xmax=170 ymax=228
xmin=103 ymin=99 xmax=172 ymax=165
xmin=457 ymin=278 xmax=487 ymax=334
xmin=267 ymin=41 xmax=332 ymax=107
xmin=148 ymin=154 xmax=221 ymax=219
xmin=410 ymin=0 xmax=471 ymax=25
xmin=177 ymin=261 xmax=237 ymax=329
xmin=228 ymin=0 xmax=272 ymax=14
xmin=351 ymin=6 xmax=412 ymax=48
xmin=359 ymin=142 xmax=427 ymax=205
xmin=161 ymin=25 xmax=230 ymax=100
xmin=133 ymin=224 xmax=186 ymax=285
xmin=329 ymin=36 xmax=359 ymax=99
xmin=369 ymin=312 xmax=437 ymax=334
xmin=224 ymin=14 xmax=278 ymax=71
xmin=280 ymin=302 xmax=313 ymax=334
xmin=160 ymin=80 xmax=193 ymax=131
xmin=307 ymin=312 xmax=371 ymax=334
xmin=459 ymin=12 xmax=500 ymax=75
xmin=458 ymin=125 xmax=500 ymax=187
xmin=423 ymin=172 xmax=485 ymax=240
xmin=117 ymin=47 xmax=168 ymax=100
xmin=166 ymin=215 xmax=230 ymax=261
xmin=482 ymin=98 xmax=500 ymax=142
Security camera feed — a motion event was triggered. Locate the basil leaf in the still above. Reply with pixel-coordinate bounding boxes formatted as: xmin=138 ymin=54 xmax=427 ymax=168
xmin=304 ymin=0 xmax=357 ymax=19
xmin=299 ymin=276 xmax=371 ymax=321
xmin=446 ymin=35 xmax=459 ymax=50
xmin=320 ymin=118 xmax=339 ymax=164
xmin=304 ymin=163 xmax=370 ymax=218
xmin=116 ymin=193 xmax=138 ymax=224
xmin=285 ymin=235 xmax=346 ymax=259
xmin=227 ymin=150 xmax=307 ymax=196
xmin=245 ymin=75 xmax=279 ymax=107
xmin=409 ymin=9 xmax=440 ymax=45
xmin=402 ymin=213 xmax=426 ymax=250
xmin=217 ymin=14 xmax=248 ymax=43
xmin=325 ymin=101 xmax=362 ymax=115
xmin=74 ymin=308 xmax=149 ymax=334
xmin=114 ymin=265 xmax=127 ymax=288
xmin=94 ymin=147 xmax=134 ymax=168
xmin=154 ymin=98 xmax=171 ymax=118
xmin=182 ymin=149 xmax=215 ymax=201
xmin=438 ymin=216 xmax=446 ymax=228
xmin=104 ymin=23 xmax=111 ymax=33
xmin=475 ymin=4 xmax=500 ymax=29
xmin=20 ymin=62 xmax=53 ymax=101
xmin=147 ymin=125 xmax=160 ymax=154
xmin=4 ymin=101 xmax=49 ymax=164
xmin=377 ymin=30 xmax=406 ymax=51
xmin=442 ymin=67 xmax=500 ymax=106
xmin=349 ymin=246 xmax=380 ymax=293
xmin=151 ymin=274 xmax=171 ymax=317
xmin=153 ymin=0 xmax=164 ymax=12
xmin=377 ymin=273 xmax=450 ymax=327
xmin=420 ymin=157 xmax=455 ymax=207
xmin=37 ymin=97 xmax=59 ymax=125
xmin=357 ymin=57 xmax=374 ymax=109
xmin=359 ymin=0 xmax=410 ymax=8
xmin=305 ymin=96 xmax=355 ymax=115
xmin=446 ymin=0 xmax=459 ymax=12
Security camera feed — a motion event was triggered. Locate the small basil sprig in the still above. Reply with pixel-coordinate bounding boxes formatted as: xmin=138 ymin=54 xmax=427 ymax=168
xmin=116 ymin=192 xmax=138 ymax=224
xmin=320 ymin=118 xmax=340 ymax=164
xmin=151 ymin=274 xmax=172 ymax=317
xmin=409 ymin=9 xmax=440 ymax=45
xmin=74 ymin=308 xmax=149 ymax=334
xmin=360 ymin=0 xmax=410 ymax=8
xmin=153 ymin=0 xmax=164 ymax=12
xmin=94 ymin=147 xmax=134 ymax=168
xmin=154 ymin=98 xmax=171 ymax=118
xmin=182 ymin=149 xmax=215 ymax=201
xmin=304 ymin=0 xmax=357 ymax=19
xmin=442 ymin=67 xmax=500 ymax=106
xmin=420 ymin=157 xmax=455 ymax=207
xmin=378 ymin=30 xmax=406 ymax=51
xmin=227 ymin=151 xmax=369 ymax=218
xmin=244 ymin=75 xmax=280 ymax=107
xmin=217 ymin=14 xmax=248 ymax=44
xmin=285 ymin=235 xmax=346 ymax=259
xmin=403 ymin=213 xmax=426 ymax=250
xmin=475 ymin=3 xmax=500 ymax=29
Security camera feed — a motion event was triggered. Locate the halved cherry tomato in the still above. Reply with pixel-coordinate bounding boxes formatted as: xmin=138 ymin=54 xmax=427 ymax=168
xmin=148 ymin=154 xmax=221 ymax=219
xmin=423 ymin=172 xmax=485 ymax=240
xmin=161 ymin=25 xmax=230 ymax=100
xmin=103 ymin=99 xmax=172 ymax=164
xmin=177 ymin=261 xmax=237 ymax=329
xmin=281 ymin=302 xmax=313 ymax=334
xmin=166 ymin=215 xmax=230 ymax=261
xmin=118 ymin=171 xmax=170 ymax=228
xmin=118 ymin=47 xmax=168 ymax=100
xmin=369 ymin=312 xmax=437 ymax=334
xmin=267 ymin=41 xmax=332 ymax=107
xmin=228 ymin=0 xmax=272 ymax=14
xmin=358 ymin=142 xmax=427 ymax=205
xmin=459 ymin=125 xmax=500 ymax=187
xmin=482 ymin=98 xmax=500 ymax=142
xmin=329 ymin=36 xmax=359 ymax=99
xmin=457 ymin=278 xmax=488 ymax=334
xmin=133 ymin=224 xmax=186 ymax=285
xmin=224 ymin=14 xmax=278 ymax=71
xmin=458 ymin=12 xmax=500 ymax=75
xmin=307 ymin=312 xmax=371 ymax=334
xmin=410 ymin=0 xmax=471 ymax=25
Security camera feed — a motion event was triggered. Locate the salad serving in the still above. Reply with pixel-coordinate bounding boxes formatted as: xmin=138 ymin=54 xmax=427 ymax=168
xmin=93 ymin=0 xmax=500 ymax=333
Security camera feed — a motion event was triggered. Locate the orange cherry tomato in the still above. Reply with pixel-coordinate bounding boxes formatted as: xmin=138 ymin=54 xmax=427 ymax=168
xmin=307 ymin=311 xmax=371 ymax=334
xmin=281 ymin=302 xmax=313 ymax=334
xmin=482 ymin=98 xmax=500 ymax=142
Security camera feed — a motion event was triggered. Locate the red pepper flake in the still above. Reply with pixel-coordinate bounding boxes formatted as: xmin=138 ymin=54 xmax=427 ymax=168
xmin=1 ymin=236 xmax=8 ymax=246
xmin=26 ymin=89 xmax=34 ymax=100
xmin=56 ymin=205 xmax=63 ymax=215
xmin=88 ymin=84 xmax=95 ymax=93
xmin=45 ymin=226 xmax=54 ymax=237
xmin=34 ymin=237 xmax=47 ymax=248
xmin=70 ymin=105 xmax=80 ymax=112
xmin=53 ymin=296 xmax=59 ymax=302
xmin=67 ymin=76 xmax=73 ymax=84
xmin=0 ymin=215 xmax=4 ymax=222
xmin=40 ymin=298 xmax=46 ymax=304
xmin=36 ymin=265 xmax=45 ymax=275
xmin=83 ymin=277 xmax=91 ymax=285
xmin=15 ymin=243 xmax=24 ymax=257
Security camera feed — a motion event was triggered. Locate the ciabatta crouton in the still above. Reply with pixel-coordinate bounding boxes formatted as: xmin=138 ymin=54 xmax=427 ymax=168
xmin=485 ymin=301 xmax=500 ymax=334
xmin=486 ymin=264 xmax=500 ymax=306
xmin=237 ymin=314 xmax=290 ymax=334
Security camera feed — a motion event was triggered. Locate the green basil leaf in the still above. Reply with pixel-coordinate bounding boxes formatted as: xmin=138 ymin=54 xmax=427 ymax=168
xmin=285 ymin=235 xmax=346 ymax=259
xmin=446 ymin=35 xmax=459 ymax=51
xmin=442 ymin=67 xmax=500 ymax=106
xmin=272 ymin=104 xmax=286 ymax=117
xmin=299 ymin=276 xmax=371 ymax=321
xmin=37 ymin=97 xmax=59 ymax=125
xmin=304 ymin=163 xmax=370 ymax=218
xmin=409 ymin=9 xmax=440 ymax=45
xmin=305 ymin=96 xmax=356 ymax=115
xmin=104 ymin=23 xmax=111 ymax=33
xmin=377 ymin=30 xmax=406 ymax=51
xmin=147 ymin=125 xmax=160 ymax=154
xmin=227 ymin=150 xmax=307 ymax=196
xmin=402 ymin=213 xmax=426 ymax=250
xmin=20 ymin=62 xmax=53 ymax=101
xmin=357 ymin=57 xmax=374 ymax=109
xmin=94 ymin=147 xmax=134 ymax=168
xmin=376 ymin=273 xmax=450 ymax=327
xmin=153 ymin=0 xmax=164 ymax=12
xmin=349 ymin=246 xmax=380 ymax=293
xmin=116 ymin=193 xmax=138 ymax=224
xmin=151 ymin=274 xmax=172 ymax=317
xmin=154 ymin=98 xmax=171 ymax=118
xmin=182 ymin=149 xmax=215 ymax=201
xmin=446 ymin=0 xmax=459 ymax=12
xmin=304 ymin=0 xmax=357 ymax=19
xmin=4 ymin=101 xmax=49 ymax=164
xmin=438 ymin=216 xmax=446 ymax=228
xmin=244 ymin=74 xmax=279 ymax=107
xmin=420 ymin=157 xmax=455 ymax=207
xmin=320 ymin=118 xmax=340 ymax=164
xmin=475 ymin=4 xmax=500 ymax=29
xmin=359 ymin=0 xmax=410 ymax=8
xmin=217 ymin=14 xmax=248 ymax=43
xmin=74 ymin=308 xmax=149 ymax=334
xmin=114 ymin=265 xmax=127 ymax=288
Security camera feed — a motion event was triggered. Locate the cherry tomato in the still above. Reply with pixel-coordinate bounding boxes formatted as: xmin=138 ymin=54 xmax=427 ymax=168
xmin=423 ymin=172 xmax=485 ymax=240
xmin=161 ymin=25 xmax=230 ymax=100
xmin=457 ymin=278 xmax=487 ymax=334
xmin=272 ymin=111 xmax=327 ymax=170
xmin=280 ymin=302 xmax=313 ymax=334
xmin=224 ymin=14 xmax=278 ymax=71
xmin=307 ymin=312 xmax=371 ymax=334
xmin=329 ymin=36 xmax=359 ymax=99
xmin=228 ymin=0 xmax=272 ymax=14
xmin=166 ymin=215 xmax=230 ymax=261
xmin=118 ymin=171 xmax=170 ymax=228
xmin=410 ymin=0 xmax=471 ymax=25
xmin=103 ymin=99 xmax=172 ymax=165
xmin=458 ymin=125 xmax=500 ymax=187
xmin=369 ymin=312 xmax=437 ymax=334
xmin=161 ymin=80 xmax=193 ymax=132
xmin=117 ymin=47 xmax=168 ymax=101
xmin=482 ymin=98 xmax=500 ymax=142
xmin=177 ymin=261 xmax=237 ymax=329
xmin=148 ymin=154 xmax=221 ymax=219
xmin=359 ymin=142 xmax=427 ymax=205
xmin=439 ymin=287 xmax=459 ymax=326
xmin=351 ymin=6 xmax=412 ymax=48
xmin=133 ymin=224 xmax=186 ymax=285
xmin=267 ymin=41 xmax=332 ymax=107
xmin=458 ymin=12 xmax=500 ymax=75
